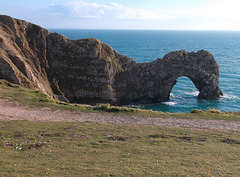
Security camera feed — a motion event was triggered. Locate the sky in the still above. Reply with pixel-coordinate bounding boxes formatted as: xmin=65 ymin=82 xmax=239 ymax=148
xmin=1 ymin=0 xmax=240 ymax=30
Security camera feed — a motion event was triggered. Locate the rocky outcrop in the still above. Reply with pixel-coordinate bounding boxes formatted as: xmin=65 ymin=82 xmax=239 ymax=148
xmin=0 ymin=15 xmax=223 ymax=105
xmin=0 ymin=15 xmax=52 ymax=97
xmin=114 ymin=50 xmax=223 ymax=104
xmin=46 ymin=33 xmax=135 ymax=103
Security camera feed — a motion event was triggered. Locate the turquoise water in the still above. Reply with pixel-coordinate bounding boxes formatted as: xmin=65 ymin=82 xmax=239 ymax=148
xmin=50 ymin=29 xmax=240 ymax=113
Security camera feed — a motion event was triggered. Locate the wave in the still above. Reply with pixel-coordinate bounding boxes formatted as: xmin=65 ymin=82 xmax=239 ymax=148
xmin=161 ymin=101 xmax=178 ymax=106
xmin=183 ymin=91 xmax=199 ymax=96
xmin=170 ymin=93 xmax=175 ymax=99
xmin=220 ymin=93 xmax=239 ymax=100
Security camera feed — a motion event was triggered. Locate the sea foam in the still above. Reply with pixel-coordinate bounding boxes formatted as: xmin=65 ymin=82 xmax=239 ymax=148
xmin=161 ymin=101 xmax=178 ymax=106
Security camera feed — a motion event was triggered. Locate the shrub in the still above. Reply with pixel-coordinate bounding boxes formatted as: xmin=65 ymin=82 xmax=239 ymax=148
xmin=94 ymin=104 xmax=136 ymax=113
xmin=191 ymin=109 xmax=204 ymax=114
xmin=207 ymin=108 xmax=221 ymax=114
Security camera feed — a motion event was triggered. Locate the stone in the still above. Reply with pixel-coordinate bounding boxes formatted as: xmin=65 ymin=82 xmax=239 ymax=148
xmin=0 ymin=15 xmax=52 ymax=96
xmin=0 ymin=14 xmax=223 ymax=105
xmin=114 ymin=50 xmax=223 ymax=104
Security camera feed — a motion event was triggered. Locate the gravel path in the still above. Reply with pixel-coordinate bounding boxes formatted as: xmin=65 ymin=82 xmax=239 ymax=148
xmin=0 ymin=99 xmax=240 ymax=133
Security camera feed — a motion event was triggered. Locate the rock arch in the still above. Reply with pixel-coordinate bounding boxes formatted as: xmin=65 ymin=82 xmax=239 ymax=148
xmin=114 ymin=50 xmax=223 ymax=105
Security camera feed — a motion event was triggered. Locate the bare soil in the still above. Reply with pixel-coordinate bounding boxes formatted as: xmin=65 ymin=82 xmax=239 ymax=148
xmin=0 ymin=99 xmax=240 ymax=134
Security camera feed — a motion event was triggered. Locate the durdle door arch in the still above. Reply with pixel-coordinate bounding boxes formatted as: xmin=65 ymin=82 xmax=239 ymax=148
xmin=114 ymin=50 xmax=223 ymax=105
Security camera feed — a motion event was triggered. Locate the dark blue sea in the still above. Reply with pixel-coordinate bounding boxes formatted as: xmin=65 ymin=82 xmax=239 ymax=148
xmin=50 ymin=29 xmax=240 ymax=113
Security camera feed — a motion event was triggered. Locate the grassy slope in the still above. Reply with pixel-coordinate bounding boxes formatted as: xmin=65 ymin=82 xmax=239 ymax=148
xmin=0 ymin=85 xmax=240 ymax=176
xmin=0 ymin=85 xmax=240 ymax=121
xmin=0 ymin=121 xmax=240 ymax=176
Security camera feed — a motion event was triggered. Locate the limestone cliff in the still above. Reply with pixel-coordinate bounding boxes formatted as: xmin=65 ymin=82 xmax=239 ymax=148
xmin=0 ymin=15 xmax=52 ymax=96
xmin=46 ymin=33 xmax=135 ymax=103
xmin=114 ymin=50 xmax=223 ymax=104
xmin=0 ymin=15 xmax=223 ymax=105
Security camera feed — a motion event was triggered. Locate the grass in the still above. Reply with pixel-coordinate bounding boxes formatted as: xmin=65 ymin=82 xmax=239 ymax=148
xmin=0 ymin=85 xmax=240 ymax=176
xmin=0 ymin=84 xmax=240 ymax=121
xmin=0 ymin=121 xmax=240 ymax=176
xmin=0 ymin=85 xmax=91 ymax=112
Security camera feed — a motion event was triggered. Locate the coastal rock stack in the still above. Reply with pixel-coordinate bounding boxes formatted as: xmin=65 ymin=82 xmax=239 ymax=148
xmin=0 ymin=15 xmax=223 ymax=105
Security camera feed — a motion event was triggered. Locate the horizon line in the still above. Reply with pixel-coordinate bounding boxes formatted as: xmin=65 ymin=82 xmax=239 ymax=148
xmin=47 ymin=28 xmax=240 ymax=32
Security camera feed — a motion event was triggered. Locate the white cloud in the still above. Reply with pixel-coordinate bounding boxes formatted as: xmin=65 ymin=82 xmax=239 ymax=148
xmin=55 ymin=0 xmax=240 ymax=21
xmin=66 ymin=1 xmax=112 ymax=18
xmin=167 ymin=0 xmax=240 ymax=21
xmin=50 ymin=0 xmax=167 ymax=20
xmin=24 ymin=0 xmax=240 ymax=30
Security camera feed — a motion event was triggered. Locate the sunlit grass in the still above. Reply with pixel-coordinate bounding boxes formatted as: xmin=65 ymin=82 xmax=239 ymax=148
xmin=0 ymin=84 xmax=240 ymax=121
xmin=0 ymin=121 xmax=240 ymax=176
xmin=1 ymin=84 xmax=240 ymax=176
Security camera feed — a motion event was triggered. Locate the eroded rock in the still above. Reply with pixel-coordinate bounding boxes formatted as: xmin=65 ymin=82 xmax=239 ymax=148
xmin=0 ymin=15 xmax=223 ymax=105
xmin=114 ymin=50 xmax=223 ymax=104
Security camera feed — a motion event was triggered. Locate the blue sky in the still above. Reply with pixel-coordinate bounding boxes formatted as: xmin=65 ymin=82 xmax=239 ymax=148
xmin=1 ymin=0 xmax=240 ymax=30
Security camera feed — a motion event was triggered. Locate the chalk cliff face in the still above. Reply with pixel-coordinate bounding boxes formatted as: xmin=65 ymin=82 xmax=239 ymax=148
xmin=0 ymin=15 xmax=223 ymax=105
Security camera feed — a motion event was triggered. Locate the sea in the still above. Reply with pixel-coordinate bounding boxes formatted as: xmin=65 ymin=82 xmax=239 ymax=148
xmin=49 ymin=29 xmax=240 ymax=113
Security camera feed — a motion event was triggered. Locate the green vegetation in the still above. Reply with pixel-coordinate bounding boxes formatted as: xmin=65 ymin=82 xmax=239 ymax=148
xmin=0 ymin=85 xmax=240 ymax=176
xmin=0 ymin=84 xmax=240 ymax=121
xmin=0 ymin=121 xmax=239 ymax=176
xmin=0 ymin=84 xmax=90 ymax=112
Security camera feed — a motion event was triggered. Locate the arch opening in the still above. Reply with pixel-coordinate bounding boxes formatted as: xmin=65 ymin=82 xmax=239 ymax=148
xmin=167 ymin=76 xmax=200 ymax=104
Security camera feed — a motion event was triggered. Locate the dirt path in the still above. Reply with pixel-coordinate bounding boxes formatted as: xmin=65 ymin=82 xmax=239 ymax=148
xmin=0 ymin=99 xmax=240 ymax=133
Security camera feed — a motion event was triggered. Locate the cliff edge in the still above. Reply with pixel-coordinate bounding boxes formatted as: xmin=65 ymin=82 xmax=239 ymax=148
xmin=0 ymin=15 xmax=223 ymax=105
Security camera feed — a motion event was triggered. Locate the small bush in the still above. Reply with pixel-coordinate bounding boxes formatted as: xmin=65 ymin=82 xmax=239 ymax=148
xmin=207 ymin=108 xmax=221 ymax=114
xmin=191 ymin=109 xmax=204 ymax=114
xmin=94 ymin=104 xmax=111 ymax=111
xmin=94 ymin=104 xmax=136 ymax=113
